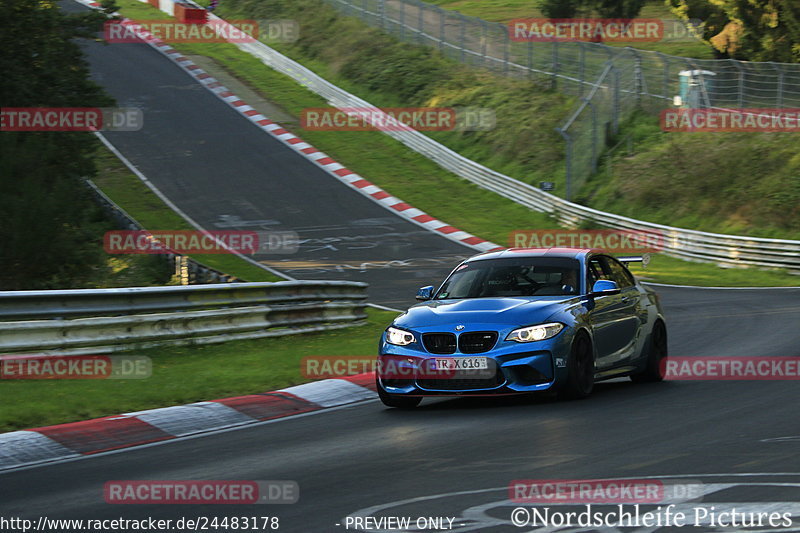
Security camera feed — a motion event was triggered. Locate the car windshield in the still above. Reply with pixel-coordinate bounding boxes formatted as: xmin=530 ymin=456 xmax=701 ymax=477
xmin=435 ymin=257 xmax=581 ymax=299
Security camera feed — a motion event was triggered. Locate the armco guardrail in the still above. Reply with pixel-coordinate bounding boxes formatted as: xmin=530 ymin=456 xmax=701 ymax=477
xmin=0 ymin=281 xmax=368 ymax=354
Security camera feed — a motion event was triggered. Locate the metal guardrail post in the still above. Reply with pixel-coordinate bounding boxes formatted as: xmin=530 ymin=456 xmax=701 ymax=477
xmin=612 ymin=66 xmax=621 ymax=134
xmin=551 ymin=40 xmax=559 ymax=90
xmin=526 ymin=40 xmax=533 ymax=80
xmin=583 ymin=98 xmax=598 ymax=174
xmin=770 ymin=62 xmax=785 ymax=108
xmin=179 ymin=256 xmax=190 ymax=285
xmin=481 ymin=20 xmax=488 ymax=67
xmin=730 ymin=59 xmax=745 ymax=108
xmin=438 ymin=6 xmax=445 ymax=52
xmin=399 ymin=0 xmax=405 ymax=40
xmin=501 ymin=23 xmax=509 ymax=74
xmin=417 ymin=0 xmax=424 ymax=44
xmin=631 ymin=48 xmax=643 ymax=104
xmin=656 ymin=52 xmax=670 ymax=100
xmin=555 ymin=127 xmax=573 ymax=201
xmin=459 ymin=13 xmax=466 ymax=63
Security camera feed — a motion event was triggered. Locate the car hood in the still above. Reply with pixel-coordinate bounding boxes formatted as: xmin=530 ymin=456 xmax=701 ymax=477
xmin=394 ymin=297 xmax=574 ymax=329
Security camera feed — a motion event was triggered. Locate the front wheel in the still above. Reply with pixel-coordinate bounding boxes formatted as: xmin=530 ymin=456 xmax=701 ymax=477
xmin=377 ymin=379 xmax=422 ymax=409
xmin=631 ymin=320 xmax=667 ymax=383
xmin=558 ymin=333 xmax=594 ymax=400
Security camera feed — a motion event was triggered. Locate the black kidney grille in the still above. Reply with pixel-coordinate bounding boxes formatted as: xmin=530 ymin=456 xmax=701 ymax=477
xmin=458 ymin=331 xmax=498 ymax=354
xmin=422 ymin=333 xmax=457 ymax=354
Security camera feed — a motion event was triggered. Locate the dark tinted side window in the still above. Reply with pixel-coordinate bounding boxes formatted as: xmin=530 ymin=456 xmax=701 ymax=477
xmin=588 ymin=257 xmax=611 ymax=288
xmin=605 ymin=257 xmax=635 ymax=288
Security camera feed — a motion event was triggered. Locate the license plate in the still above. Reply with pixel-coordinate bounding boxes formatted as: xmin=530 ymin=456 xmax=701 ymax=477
xmin=434 ymin=357 xmax=489 ymax=370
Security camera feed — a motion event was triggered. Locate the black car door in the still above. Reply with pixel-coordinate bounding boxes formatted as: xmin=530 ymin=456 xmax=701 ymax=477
xmin=604 ymin=256 xmax=643 ymax=363
xmin=587 ymin=255 xmax=640 ymax=369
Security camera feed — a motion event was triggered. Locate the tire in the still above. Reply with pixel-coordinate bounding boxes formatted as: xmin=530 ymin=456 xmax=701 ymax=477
xmin=558 ymin=333 xmax=594 ymax=400
xmin=377 ymin=378 xmax=422 ymax=409
xmin=631 ymin=320 xmax=667 ymax=383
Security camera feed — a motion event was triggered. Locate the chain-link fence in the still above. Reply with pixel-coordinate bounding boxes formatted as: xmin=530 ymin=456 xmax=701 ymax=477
xmin=325 ymin=0 xmax=800 ymax=198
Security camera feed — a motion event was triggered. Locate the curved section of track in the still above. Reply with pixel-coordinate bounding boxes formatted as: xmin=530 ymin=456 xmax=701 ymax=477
xmin=3 ymin=4 xmax=798 ymax=532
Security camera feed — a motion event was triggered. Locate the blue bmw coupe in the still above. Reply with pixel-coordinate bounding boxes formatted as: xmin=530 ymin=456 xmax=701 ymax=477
xmin=377 ymin=248 xmax=668 ymax=408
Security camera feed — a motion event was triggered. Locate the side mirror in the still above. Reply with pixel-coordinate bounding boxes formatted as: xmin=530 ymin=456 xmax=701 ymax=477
xmin=416 ymin=285 xmax=434 ymax=301
xmin=589 ymin=279 xmax=620 ymax=297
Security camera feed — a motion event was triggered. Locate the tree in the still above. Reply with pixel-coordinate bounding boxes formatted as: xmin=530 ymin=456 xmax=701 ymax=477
xmin=667 ymin=0 xmax=800 ymax=62
xmin=0 ymin=0 xmax=115 ymax=289
xmin=540 ymin=0 xmax=582 ymax=18
xmin=718 ymin=0 xmax=800 ymax=62
xmin=594 ymin=0 xmax=647 ymax=18
xmin=540 ymin=0 xmax=647 ymax=19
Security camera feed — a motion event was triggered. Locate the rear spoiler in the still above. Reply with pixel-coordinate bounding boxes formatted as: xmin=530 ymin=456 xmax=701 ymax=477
xmin=617 ymin=253 xmax=651 ymax=268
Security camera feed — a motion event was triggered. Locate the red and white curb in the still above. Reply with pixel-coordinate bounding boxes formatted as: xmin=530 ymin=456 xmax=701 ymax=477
xmin=0 ymin=373 xmax=377 ymax=471
xmin=76 ymin=0 xmax=502 ymax=253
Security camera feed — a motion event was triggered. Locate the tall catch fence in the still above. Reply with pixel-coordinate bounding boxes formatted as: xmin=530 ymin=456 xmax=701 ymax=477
xmin=326 ymin=0 xmax=800 ymax=197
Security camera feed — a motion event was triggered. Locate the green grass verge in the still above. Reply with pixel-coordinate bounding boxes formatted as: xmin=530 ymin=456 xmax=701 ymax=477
xmin=110 ymin=0 xmax=799 ymax=287
xmin=628 ymin=254 xmax=798 ymax=287
xmin=0 ymin=308 xmax=396 ymax=432
xmin=578 ymin=112 xmax=800 ymax=241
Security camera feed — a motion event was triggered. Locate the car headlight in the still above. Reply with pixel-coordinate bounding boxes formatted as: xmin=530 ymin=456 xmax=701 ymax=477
xmin=506 ymin=322 xmax=564 ymax=343
xmin=386 ymin=327 xmax=416 ymax=346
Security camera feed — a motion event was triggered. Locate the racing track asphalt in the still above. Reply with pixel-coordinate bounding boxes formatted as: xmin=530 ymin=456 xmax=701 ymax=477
xmin=2 ymin=3 xmax=798 ymax=531
xmin=60 ymin=0 xmax=472 ymax=310
xmin=2 ymin=287 xmax=799 ymax=532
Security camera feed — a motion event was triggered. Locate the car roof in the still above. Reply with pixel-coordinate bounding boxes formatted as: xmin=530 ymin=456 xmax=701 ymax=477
xmin=465 ymin=247 xmax=599 ymax=262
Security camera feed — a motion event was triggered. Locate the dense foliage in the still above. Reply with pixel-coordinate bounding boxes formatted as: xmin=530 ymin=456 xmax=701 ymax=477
xmin=539 ymin=0 xmax=648 ymax=19
xmin=667 ymin=0 xmax=800 ymax=61
xmin=0 ymin=0 xmax=117 ymax=289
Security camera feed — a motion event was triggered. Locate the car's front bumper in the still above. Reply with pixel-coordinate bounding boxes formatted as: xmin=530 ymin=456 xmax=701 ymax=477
xmin=378 ymin=328 xmax=573 ymax=396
